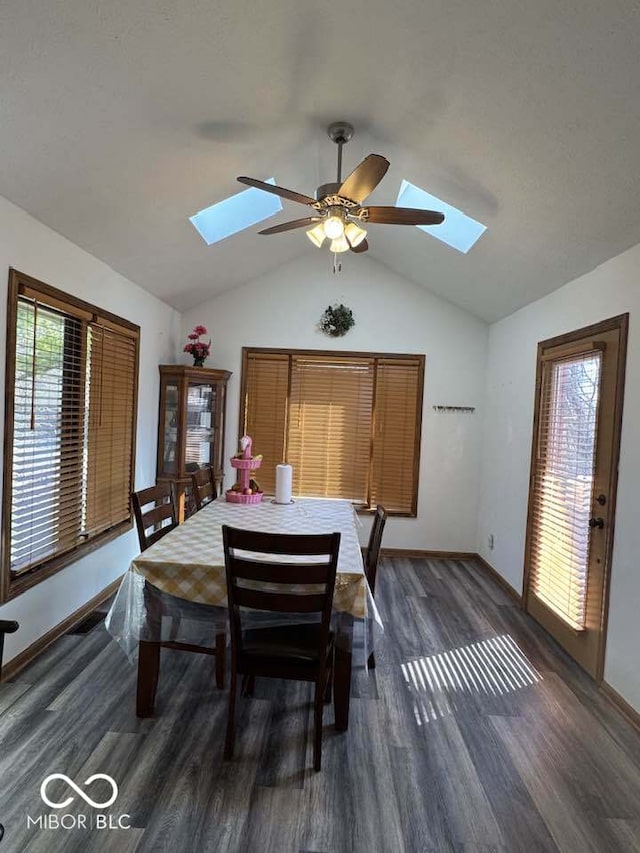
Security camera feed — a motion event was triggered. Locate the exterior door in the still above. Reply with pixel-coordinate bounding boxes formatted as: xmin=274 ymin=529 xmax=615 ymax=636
xmin=523 ymin=315 xmax=628 ymax=679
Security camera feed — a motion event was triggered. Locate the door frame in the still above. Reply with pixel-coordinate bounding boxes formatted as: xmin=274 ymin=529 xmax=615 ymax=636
xmin=522 ymin=313 xmax=629 ymax=682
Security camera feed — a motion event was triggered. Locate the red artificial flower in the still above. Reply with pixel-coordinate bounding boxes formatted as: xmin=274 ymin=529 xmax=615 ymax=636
xmin=184 ymin=325 xmax=211 ymax=362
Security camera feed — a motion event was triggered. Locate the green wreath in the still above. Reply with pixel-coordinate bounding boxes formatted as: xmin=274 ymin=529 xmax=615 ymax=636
xmin=318 ymin=303 xmax=355 ymax=337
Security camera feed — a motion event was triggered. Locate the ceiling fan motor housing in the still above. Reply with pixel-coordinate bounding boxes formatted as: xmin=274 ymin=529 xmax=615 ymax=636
xmin=315 ymin=182 xmax=341 ymax=202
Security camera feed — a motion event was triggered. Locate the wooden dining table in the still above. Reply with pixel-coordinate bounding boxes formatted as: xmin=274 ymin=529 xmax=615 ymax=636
xmin=109 ymin=496 xmax=373 ymax=731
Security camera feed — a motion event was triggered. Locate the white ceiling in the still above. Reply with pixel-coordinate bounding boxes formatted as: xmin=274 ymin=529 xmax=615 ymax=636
xmin=2 ymin=0 xmax=640 ymax=322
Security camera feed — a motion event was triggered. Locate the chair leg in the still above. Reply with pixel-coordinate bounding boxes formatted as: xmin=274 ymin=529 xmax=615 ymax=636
xmin=241 ymin=674 xmax=255 ymax=696
xmin=324 ymin=657 xmax=333 ymax=704
xmin=224 ymin=670 xmax=238 ymax=760
xmin=368 ymin=651 xmax=376 ymax=670
xmin=137 ymin=641 xmax=161 ymax=717
xmin=313 ymin=679 xmax=325 ymax=772
xmin=215 ymin=632 xmax=225 ymax=689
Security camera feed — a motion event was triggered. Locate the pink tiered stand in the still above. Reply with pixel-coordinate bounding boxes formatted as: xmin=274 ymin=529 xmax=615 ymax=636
xmin=225 ymin=436 xmax=264 ymax=504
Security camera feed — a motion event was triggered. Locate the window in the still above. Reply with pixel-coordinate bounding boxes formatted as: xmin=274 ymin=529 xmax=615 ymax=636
xmin=396 ymin=179 xmax=487 ymax=253
xmin=189 ymin=178 xmax=283 ymax=245
xmin=240 ymin=348 xmax=424 ymax=516
xmin=1 ymin=270 xmax=139 ymax=600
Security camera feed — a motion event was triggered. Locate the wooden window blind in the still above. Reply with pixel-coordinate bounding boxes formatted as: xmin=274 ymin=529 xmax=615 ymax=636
xmin=529 ymin=351 xmax=602 ymax=630
xmin=239 ymin=348 xmax=424 ymax=516
xmin=10 ymin=299 xmax=86 ymax=573
xmin=242 ymin=352 xmax=289 ymax=496
xmin=371 ymin=357 xmax=423 ymax=514
xmin=2 ymin=271 xmax=139 ymax=597
xmin=84 ymin=323 xmax=138 ymax=536
xmin=288 ymin=355 xmax=374 ymax=503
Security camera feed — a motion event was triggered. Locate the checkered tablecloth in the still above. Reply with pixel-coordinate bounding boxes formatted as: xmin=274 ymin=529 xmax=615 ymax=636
xmin=131 ymin=497 xmax=368 ymax=618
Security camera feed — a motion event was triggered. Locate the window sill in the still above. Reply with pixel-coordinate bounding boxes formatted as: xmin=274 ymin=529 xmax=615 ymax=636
xmin=3 ymin=519 xmax=133 ymax=602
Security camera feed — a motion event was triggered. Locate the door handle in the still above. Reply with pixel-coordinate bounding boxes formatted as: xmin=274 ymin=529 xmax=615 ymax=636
xmin=588 ymin=517 xmax=605 ymax=529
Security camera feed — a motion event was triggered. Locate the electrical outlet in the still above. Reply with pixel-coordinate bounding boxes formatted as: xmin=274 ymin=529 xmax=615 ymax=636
xmin=488 ymin=533 xmax=494 ymax=550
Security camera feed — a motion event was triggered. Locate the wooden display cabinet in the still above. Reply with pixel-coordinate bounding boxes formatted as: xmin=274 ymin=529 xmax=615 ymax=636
xmin=156 ymin=365 xmax=232 ymax=517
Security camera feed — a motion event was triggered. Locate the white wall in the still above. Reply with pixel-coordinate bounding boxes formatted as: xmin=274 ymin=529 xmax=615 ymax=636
xmin=181 ymin=252 xmax=488 ymax=551
xmin=0 ymin=195 xmax=181 ymax=666
xmin=477 ymin=241 xmax=640 ymax=713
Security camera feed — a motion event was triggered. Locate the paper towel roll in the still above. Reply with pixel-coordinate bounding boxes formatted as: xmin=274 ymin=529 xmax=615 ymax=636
xmin=275 ymin=464 xmax=293 ymax=504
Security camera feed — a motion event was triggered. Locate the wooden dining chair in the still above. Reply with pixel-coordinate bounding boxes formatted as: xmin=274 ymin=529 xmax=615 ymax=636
xmin=191 ymin=465 xmax=217 ymax=511
xmin=182 ymin=481 xmax=198 ymax=520
xmin=222 ymin=526 xmax=341 ymax=772
xmin=364 ymin=505 xmax=387 ymax=669
xmin=131 ymin=483 xmax=225 ymax=716
xmin=132 ymin=482 xmax=179 ymax=550
xmin=0 ymin=620 xmax=19 ymax=681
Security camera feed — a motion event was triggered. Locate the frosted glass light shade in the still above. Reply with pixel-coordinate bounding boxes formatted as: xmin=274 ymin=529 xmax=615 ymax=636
xmin=306 ymin=223 xmax=326 ymax=247
xmin=330 ymin=235 xmax=349 ymax=253
xmin=344 ymin=221 xmax=367 ymax=247
xmin=323 ymin=215 xmax=345 ymax=239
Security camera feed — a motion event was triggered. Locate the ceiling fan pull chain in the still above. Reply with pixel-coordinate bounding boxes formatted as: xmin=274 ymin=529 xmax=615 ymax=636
xmin=332 ymin=254 xmax=342 ymax=274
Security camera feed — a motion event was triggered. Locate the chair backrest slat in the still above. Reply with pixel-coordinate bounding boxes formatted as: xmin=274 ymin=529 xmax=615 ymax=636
xmin=143 ymin=503 xmax=175 ymax=529
xmin=132 ymin=482 xmax=178 ymax=552
xmin=231 ymin=558 xmax=333 ymax=585
xmin=223 ymin=526 xmax=340 ymax=660
xmin=191 ymin=466 xmax=217 ymax=511
xmin=226 ymin=528 xmax=339 ymax=556
xmin=233 ymin=588 xmax=329 ymax=613
xmin=365 ymin=505 xmax=387 ymax=595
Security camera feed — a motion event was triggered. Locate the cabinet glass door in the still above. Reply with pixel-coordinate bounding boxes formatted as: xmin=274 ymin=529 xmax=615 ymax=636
xmin=185 ymin=380 xmax=217 ymax=471
xmin=162 ymin=382 xmax=180 ymax=474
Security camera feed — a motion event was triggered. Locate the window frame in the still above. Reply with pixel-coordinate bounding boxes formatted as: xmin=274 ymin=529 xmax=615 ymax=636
xmin=1 ymin=269 xmax=140 ymax=602
xmin=238 ymin=346 xmax=425 ymax=518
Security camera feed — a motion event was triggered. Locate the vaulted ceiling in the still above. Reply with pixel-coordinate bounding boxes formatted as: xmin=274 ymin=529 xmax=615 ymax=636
xmin=2 ymin=0 xmax=640 ymax=322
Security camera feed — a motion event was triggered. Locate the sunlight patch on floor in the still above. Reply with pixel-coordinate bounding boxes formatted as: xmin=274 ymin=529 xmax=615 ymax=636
xmin=400 ymin=634 xmax=542 ymax=724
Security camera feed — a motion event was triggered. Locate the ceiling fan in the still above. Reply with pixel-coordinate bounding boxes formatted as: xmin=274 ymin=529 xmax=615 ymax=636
xmin=237 ymin=122 xmax=445 ymax=255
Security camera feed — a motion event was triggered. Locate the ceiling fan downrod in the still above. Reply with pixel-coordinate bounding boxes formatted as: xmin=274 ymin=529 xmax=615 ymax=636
xmin=327 ymin=121 xmax=354 ymax=184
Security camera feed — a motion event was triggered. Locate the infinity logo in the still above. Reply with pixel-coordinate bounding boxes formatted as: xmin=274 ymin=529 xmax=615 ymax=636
xmin=40 ymin=774 xmax=118 ymax=810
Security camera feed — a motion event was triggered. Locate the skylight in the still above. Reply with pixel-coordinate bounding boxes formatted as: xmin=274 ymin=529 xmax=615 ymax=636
xmin=396 ymin=179 xmax=486 ymax=253
xmin=189 ymin=178 xmax=282 ymax=245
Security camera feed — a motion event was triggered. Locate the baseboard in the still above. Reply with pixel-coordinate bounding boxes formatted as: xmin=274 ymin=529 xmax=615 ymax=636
xmin=381 ymin=548 xmax=522 ymax=605
xmin=473 ymin=554 xmax=523 ymax=605
xmin=600 ymin=681 xmax=640 ymax=734
xmin=381 ymin=548 xmax=477 ymax=560
xmin=1 ymin=576 xmax=123 ymax=682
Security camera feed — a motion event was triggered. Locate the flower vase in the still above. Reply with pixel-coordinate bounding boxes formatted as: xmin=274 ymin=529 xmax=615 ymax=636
xmin=193 ymin=357 xmax=205 ymax=368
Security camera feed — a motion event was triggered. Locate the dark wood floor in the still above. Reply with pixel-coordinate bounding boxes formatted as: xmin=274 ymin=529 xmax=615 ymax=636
xmin=1 ymin=557 xmax=640 ymax=852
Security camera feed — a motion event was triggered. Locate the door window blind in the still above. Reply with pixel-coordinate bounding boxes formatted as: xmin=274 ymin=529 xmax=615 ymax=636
xmin=4 ymin=273 xmax=139 ymax=586
xmin=240 ymin=349 xmax=424 ymax=515
xmin=529 ymin=352 xmax=602 ymax=629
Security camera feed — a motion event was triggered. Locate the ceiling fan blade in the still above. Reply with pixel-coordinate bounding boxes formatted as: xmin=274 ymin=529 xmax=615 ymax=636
xmin=349 ymin=238 xmax=369 ymax=254
xmin=258 ymin=217 xmax=321 ymax=235
xmin=364 ymin=206 xmax=445 ymax=226
xmin=237 ymin=176 xmax=318 ymax=207
xmin=338 ymin=155 xmax=390 ymax=203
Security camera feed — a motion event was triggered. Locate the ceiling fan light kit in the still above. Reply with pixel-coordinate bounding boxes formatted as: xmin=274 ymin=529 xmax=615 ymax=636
xmin=323 ymin=211 xmax=346 ymax=239
xmin=237 ymin=121 xmax=445 ymax=257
